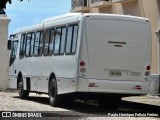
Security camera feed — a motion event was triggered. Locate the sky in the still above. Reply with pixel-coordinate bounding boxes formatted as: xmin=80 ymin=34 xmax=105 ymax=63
xmin=6 ymin=0 xmax=71 ymax=35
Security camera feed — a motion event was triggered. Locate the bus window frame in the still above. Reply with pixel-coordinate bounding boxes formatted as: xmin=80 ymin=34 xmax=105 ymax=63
xmin=25 ymin=32 xmax=34 ymax=57
xmin=59 ymin=26 xmax=67 ymax=55
xmin=65 ymin=23 xmax=79 ymax=55
xmin=49 ymin=28 xmax=56 ymax=55
xmin=19 ymin=33 xmax=26 ymax=58
xmin=10 ymin=40 xmax=19 ymax=58
xmin=53 ymin=27 xmax=62 ymax=56
xmin=71 ymin=24 xmax=79 ymax=54
xmin=34 ymin=30 xmax=44 ymax=57
xmin=43 ymin=28 xmax=53 ymax=56
xmin=30 ymin=32 xmax=36 ymax=56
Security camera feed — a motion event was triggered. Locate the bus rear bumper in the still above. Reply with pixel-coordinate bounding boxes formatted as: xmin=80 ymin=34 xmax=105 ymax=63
xmin=77 ymin=78 xmax=150 ymax=95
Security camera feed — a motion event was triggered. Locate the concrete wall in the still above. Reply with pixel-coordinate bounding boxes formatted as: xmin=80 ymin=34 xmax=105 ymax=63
xmin=122 ymin=1 xmax=141 ymax=16
xmin=140 ymin=0 xmax=159 ymax=75
xmin=0 ymin=14 xmax=10 ymax=90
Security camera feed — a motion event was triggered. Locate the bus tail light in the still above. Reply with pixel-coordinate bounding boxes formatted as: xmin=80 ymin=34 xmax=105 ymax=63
xmin=145 ymin=65 xmax=151 ymax=77
xmin=79 ymin=60 xmax=86 ymax=74
xmin=80 ymin=61 xmax=85 ymax=66
xmin=146 ymin=65 xmax=151 ymax=71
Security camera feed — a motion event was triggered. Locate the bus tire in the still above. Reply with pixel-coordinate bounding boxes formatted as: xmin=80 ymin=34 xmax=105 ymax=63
xmin=49 ymin=78 xmax=61 ymax=107
xmin=18 ymin=76 xmax=29 ymax=99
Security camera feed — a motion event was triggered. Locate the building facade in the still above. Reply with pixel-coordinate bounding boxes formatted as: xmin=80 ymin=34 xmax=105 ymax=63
xmin=71 ymin=0 xmax=160 ymax=80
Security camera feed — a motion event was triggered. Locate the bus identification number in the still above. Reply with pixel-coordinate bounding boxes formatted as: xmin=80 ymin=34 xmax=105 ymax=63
xmin=110 ymin=70 xmax=122 ymax=76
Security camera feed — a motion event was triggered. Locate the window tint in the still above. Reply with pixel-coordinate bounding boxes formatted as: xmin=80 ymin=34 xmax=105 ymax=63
xmin=54 ymin=28 xmax=61 ymax=54
xmin=11 ymin=41 xmax=18 ymax=58
xmin=43 ymin=28 xmax=56 ymax=55
xmin=44 ymin=30 xmax=50 ymax=55
xmin=30 ymin=33 xmax=35 ymax=55
xmin=72 ymin=25 xmax=78 ymax=53
xmin=60 ymin=27 xmax=66 ymax=54
xmin=66 ymin=24 xmax=78 ymax=54
xmin=20 ymin=34 xmax=26 ymax=56
xmin=25 ymin=33 xmax=32 ymax=56
xmin=49 ymin=29 xmax=55 ymax=54
xmin=39 ymin=31 xmax=44 ymax=55
xmin=25 ymin=32 xmax=35 ymax=56
xmin=66 ymin=26 xmax=73 ymax=54
xmin=34 ymin=31 xmax=43 ymax=56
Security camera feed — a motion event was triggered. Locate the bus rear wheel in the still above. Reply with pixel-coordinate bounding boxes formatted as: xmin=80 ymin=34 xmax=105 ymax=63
xmin=49 ymin=78 xmax=62 ymax=107
xmin=18 ymin=76 xmax=29 ymax=99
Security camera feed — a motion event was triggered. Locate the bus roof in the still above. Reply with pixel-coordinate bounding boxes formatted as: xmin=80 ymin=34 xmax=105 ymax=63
xmin=42 ymin=13 xmax=82 ymax=22
xmin=13 ymin=13 xmax=149 ymax=34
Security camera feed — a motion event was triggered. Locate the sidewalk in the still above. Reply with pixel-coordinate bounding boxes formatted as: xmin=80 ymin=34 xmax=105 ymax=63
xmin=123 ymin=95 xmax=160 ymax=107
xmin=2 ymin=89 xmax=160 ymax=107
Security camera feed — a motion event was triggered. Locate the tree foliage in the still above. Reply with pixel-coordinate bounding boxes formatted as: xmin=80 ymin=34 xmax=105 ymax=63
xmin=0 ymin=0 xmax=24 ymax=14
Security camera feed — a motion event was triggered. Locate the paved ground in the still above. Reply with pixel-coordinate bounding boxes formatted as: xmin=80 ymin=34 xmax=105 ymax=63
xmin=123 ymin=95 xmax=160 ymax=107
xmin=0 ymin=90 xmax=160 ymax=120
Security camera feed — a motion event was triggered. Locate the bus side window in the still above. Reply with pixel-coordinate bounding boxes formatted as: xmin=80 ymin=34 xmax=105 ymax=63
xmin=71 ymin=25 xmax=78 ymax=53
xmin=34 ymin=31 xmax=43 ymax=56
xmin=49 ymin=28 xmax=55 ymax=54
xmin=25 ymin=33 xmax=32 ymax=56
xmin=44 ymin=29 xmax=50 ymax=55
xmin=20 ymin=34 xmax=26 ymax=57
xmin=66 ymin=24 xmax=78 ymax=54
xmin=39 ymin=31 xmax=44 ymax=55
xmin=11 ymin=41 xmax=18 ymax=58
xmin=10 ymin=40 xmax=19 ymax=66
xmin=66 ymin=26 xmax=73 ymax=54
xmin=54 ymin=28 xmax=61 ymax=55
xmin=60 ymin=27 xmax=67 ymax=54
xmin=30 ymin=32 xmax=35 ymax=56
xmin=34 ymin=32 xmax=40 ymax=55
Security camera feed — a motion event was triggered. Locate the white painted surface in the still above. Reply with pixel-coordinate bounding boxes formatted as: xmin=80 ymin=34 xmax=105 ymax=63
xmin=9 ymin=13 xmax=151 ymax=96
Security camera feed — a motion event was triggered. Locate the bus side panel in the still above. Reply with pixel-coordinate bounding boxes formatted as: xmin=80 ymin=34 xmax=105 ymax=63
xmin=57 ymin=78 xmax=77 ymax=94
xmin=8 ymin=76 xmax=17 ymax=89
xmin=16 ymin=55 xmax=77 ymax=94
xmin=76 ymin=17 xmax=89 ymax=92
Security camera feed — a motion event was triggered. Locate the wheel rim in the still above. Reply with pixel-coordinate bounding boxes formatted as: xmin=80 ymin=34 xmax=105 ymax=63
xmin=18 ymin=81 xmax=23 ymax=97
xmin=18 ymin=82 xmax=23 ymax=91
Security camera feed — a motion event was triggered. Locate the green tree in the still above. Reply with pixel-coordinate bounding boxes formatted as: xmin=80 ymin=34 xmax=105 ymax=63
xmin=0 ymin=0 xmax=24 ymax=14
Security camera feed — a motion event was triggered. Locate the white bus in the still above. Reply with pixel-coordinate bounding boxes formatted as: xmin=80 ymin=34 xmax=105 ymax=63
xmin=8 ymin=13 xmax=151 ymax=108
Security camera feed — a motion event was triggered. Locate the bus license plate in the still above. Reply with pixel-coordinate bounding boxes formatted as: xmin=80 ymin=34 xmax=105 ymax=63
xmin=110 ymin=70 xmax=121 ymax=76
